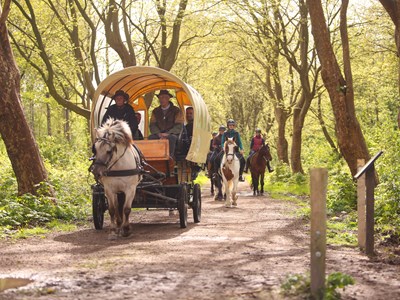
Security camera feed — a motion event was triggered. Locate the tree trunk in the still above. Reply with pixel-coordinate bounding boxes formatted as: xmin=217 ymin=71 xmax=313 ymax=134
xmin=275 ymin=106 xmax=289 ymax=164
xmin=46 ymin=103 xmax=52 ymax=136
xmin=316 ymin=94 xmax=339 ymax=154
xmin=379 ymin=0 xmax=400 ymax=129
xmin=307 ymin=0 xmax=369 ymax=176
xmin=64 ymin=108 xmax=71 ymax=142
xmin=0 ymin=2 xmax=49 ymax=195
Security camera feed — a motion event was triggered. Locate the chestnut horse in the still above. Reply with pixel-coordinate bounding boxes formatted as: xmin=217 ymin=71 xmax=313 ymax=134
xmin=249 ymin=144 xmax=272 ymax=196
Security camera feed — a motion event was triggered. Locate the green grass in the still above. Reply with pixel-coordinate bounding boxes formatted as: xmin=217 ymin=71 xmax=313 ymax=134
xmin=327 ymin=213 xmax=358 ymax=247
xmin=1 ymin=220 xmax=80 ymax=240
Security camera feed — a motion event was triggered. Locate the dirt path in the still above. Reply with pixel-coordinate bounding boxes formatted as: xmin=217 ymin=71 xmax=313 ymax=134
xmin=0 ymin=181 xmax=399 ymax=299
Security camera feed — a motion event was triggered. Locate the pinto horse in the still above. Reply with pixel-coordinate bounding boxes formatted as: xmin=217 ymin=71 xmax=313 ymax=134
xmin=91 ymin=119 xmax=142 ymax=239
xmin=249 ymin=144 xmax=272 ymax=196
xmin=221 ymin=138 xmax=240 ymax=207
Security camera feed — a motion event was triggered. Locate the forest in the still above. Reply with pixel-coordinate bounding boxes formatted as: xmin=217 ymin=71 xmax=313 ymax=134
xmin=0 ymin=0 xmax=399 ymax=249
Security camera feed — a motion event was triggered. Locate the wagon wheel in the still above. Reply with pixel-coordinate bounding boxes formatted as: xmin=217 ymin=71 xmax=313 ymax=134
xmin=92 ymin=184 xmax=106 ymax=230
xmin=192 ymin=183 xmax=202 ymax=223
xmin=178 ymin=184 xmax=188 ymax=228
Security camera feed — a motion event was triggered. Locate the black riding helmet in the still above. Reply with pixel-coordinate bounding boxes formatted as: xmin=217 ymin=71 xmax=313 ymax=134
xmin=227 ymin=119 xmax=235 ymax=126
xmin=219 ymin=125 xmax=226 ymax=131
xmin=255 ymin=128 xmax=261 ymax=133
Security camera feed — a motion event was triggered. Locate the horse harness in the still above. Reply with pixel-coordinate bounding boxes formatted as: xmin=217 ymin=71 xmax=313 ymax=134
xmin=90 ymin=136 xmax=143 ymax=179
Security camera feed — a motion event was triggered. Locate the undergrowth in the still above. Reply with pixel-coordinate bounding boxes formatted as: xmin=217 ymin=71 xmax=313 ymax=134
xmin=0 ymin=137 xmax=91 ymax=238
xmin=281 ymin=272 xmax=355 ymax=299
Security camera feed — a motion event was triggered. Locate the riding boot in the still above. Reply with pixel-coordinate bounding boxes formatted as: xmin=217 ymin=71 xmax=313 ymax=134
xmin=244 ymin=157 xmax=250 ymax=173
xmin=239 ymin=155 xmax=245 ymax=181
xmin=267 ymin=161 xmax=274 ymax=173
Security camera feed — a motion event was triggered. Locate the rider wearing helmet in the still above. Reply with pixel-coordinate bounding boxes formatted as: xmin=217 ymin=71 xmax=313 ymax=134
xmin=212 ymin=125 xmax=226 ymax=151
xmin=244 ymin=128 xmax=273 ymax=173
xmin=221 ymin=119 xmax=246 ymax=181
xmin=207 ymin=125 xmax=226 ymax=177
xmin=209 ymin=131 xmax=218 ymax=152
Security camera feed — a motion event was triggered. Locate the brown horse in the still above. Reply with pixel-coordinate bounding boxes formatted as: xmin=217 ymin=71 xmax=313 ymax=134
xmin=249 ymin=144 xmax=272 ymax=196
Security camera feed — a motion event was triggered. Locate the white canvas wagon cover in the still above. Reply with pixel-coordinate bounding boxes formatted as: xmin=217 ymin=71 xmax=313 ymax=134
xmin=90 ymin=66 xmax=211 ymax=164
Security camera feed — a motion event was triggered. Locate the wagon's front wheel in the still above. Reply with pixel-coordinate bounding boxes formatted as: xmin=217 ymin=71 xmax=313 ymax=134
xmin=92 ymin=184 xmax=106 ymax=230
xmin=178 ymin=184 xmax=188 ymax=228
xmin=192 ymin=183 xmax=202 ymax=223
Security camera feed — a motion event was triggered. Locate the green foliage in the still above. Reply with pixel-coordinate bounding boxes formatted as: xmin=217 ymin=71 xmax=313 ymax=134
xmin=327 ymin=213 xmax=358 ymax=247
xmin=325 ymin=273 xmax=355 ymax=300
xmin=0 ymin=138 xmax=91 ymax=237
xmin=372 ymin=126 xmax=400 ymax=241
xmin=326 ymin=165 xmax=357 ymax=215
xmin=281 ymin=272 xmax=355 ymax=299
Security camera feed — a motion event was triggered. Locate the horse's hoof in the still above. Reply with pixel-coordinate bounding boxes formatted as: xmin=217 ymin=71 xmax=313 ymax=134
xmin=108 ymin=233 xmax=118 ymax=240
xmin=121 ymin=227 xmax=130 ymax=237
xmin=225 ymin=203 xmax=232 ymax=208
xmin=232 ymin=202 xmax=237 ymax=207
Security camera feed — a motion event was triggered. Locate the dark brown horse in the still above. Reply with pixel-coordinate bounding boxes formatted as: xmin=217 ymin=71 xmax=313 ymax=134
xmin=249 ymin=144 xmax=272 ymax=196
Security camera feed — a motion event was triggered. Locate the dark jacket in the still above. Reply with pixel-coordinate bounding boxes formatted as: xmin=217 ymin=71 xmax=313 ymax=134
xmin=212 ymin=134 xmax=223 ymax=151
xmin=150 ymin=102 xmax=184 ymax=135
xmin=101 ymin=104 xmax=138 ymax=137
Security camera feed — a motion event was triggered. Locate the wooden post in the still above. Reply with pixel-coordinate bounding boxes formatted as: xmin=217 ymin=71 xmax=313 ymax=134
xmin=310 ymin=168 xmax=328 ymax=300
xmin=357 ymin=159 xmax=366 ymax=250
xmin=365 ymin=165 xmax=375 ymax=255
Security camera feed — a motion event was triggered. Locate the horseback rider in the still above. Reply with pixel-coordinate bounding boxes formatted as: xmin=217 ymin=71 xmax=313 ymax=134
xmin=209 ymin=132 xmax=218 ymax=152
xmin=221 ymin=119 xmax=246 ymax=182
xmin=207 ymin=125 xmax=226 ymax=178
xmin=244 ymin=128 xmax=273 ymax=173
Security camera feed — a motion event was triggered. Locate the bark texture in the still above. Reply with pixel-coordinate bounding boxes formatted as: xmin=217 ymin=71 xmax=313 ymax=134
xmin=307 ymin=0 xmax=369 ymax=176
xmin=0 ymin=1 xmax=49 ymax=195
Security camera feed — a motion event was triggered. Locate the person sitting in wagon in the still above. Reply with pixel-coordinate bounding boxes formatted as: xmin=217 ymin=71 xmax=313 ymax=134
xmin=244 ymin=128 xmax=273 ymax=173
xmin=148 ymin=90 xmax=184 ymax=157
xmin=221 ymin=119 xmax=246 ymax=182
xmin=134 ymin=112 xmax=144 ymax=140
xmin=101 ymin=89 xmax=138 ymax=138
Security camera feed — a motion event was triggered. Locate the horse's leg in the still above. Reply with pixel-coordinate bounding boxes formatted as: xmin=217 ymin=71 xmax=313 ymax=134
xmin=116 ymin=193 xmax=124 ymax=228
xmin=106 ymin=193 xmax=119 ymax=240
xmin=251 ymin=172 xmax=255 ymax=196
xmin=260 ymin=171 xmax=265 ymax=195
xmin=224 ymin=180 xmax=231 ymax=208
xmin=210 ymin=177 xmax=214 ymax=196
xmin=121 ymin=185 xmax=136 ymax=237
xmin=232 ymin=180 xmax=238 ymax=207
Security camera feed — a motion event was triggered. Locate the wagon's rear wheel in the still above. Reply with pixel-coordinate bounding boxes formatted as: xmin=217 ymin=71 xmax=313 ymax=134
xmin=178 ymin=184 xmax=188 ymax=228
xmin=192 ymin=183 xmax=201 ymax=223
xmin=92 ymin=184 xmax=106 ymax=230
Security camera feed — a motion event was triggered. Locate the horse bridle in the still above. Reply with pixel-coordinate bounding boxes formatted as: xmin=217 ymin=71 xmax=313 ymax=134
xmin=92 ymin=137 xmax=128 ymax=172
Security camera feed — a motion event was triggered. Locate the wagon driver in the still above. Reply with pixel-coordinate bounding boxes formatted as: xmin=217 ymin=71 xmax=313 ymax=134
xmin=101 ymin=89 xmax=138 ymax=138
xmin=148 ymin=90 xmax=184 ymax=157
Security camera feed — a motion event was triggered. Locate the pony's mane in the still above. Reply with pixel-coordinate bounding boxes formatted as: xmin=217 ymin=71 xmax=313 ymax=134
xmin=97 ymin=118 xmax=132 ymax=145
